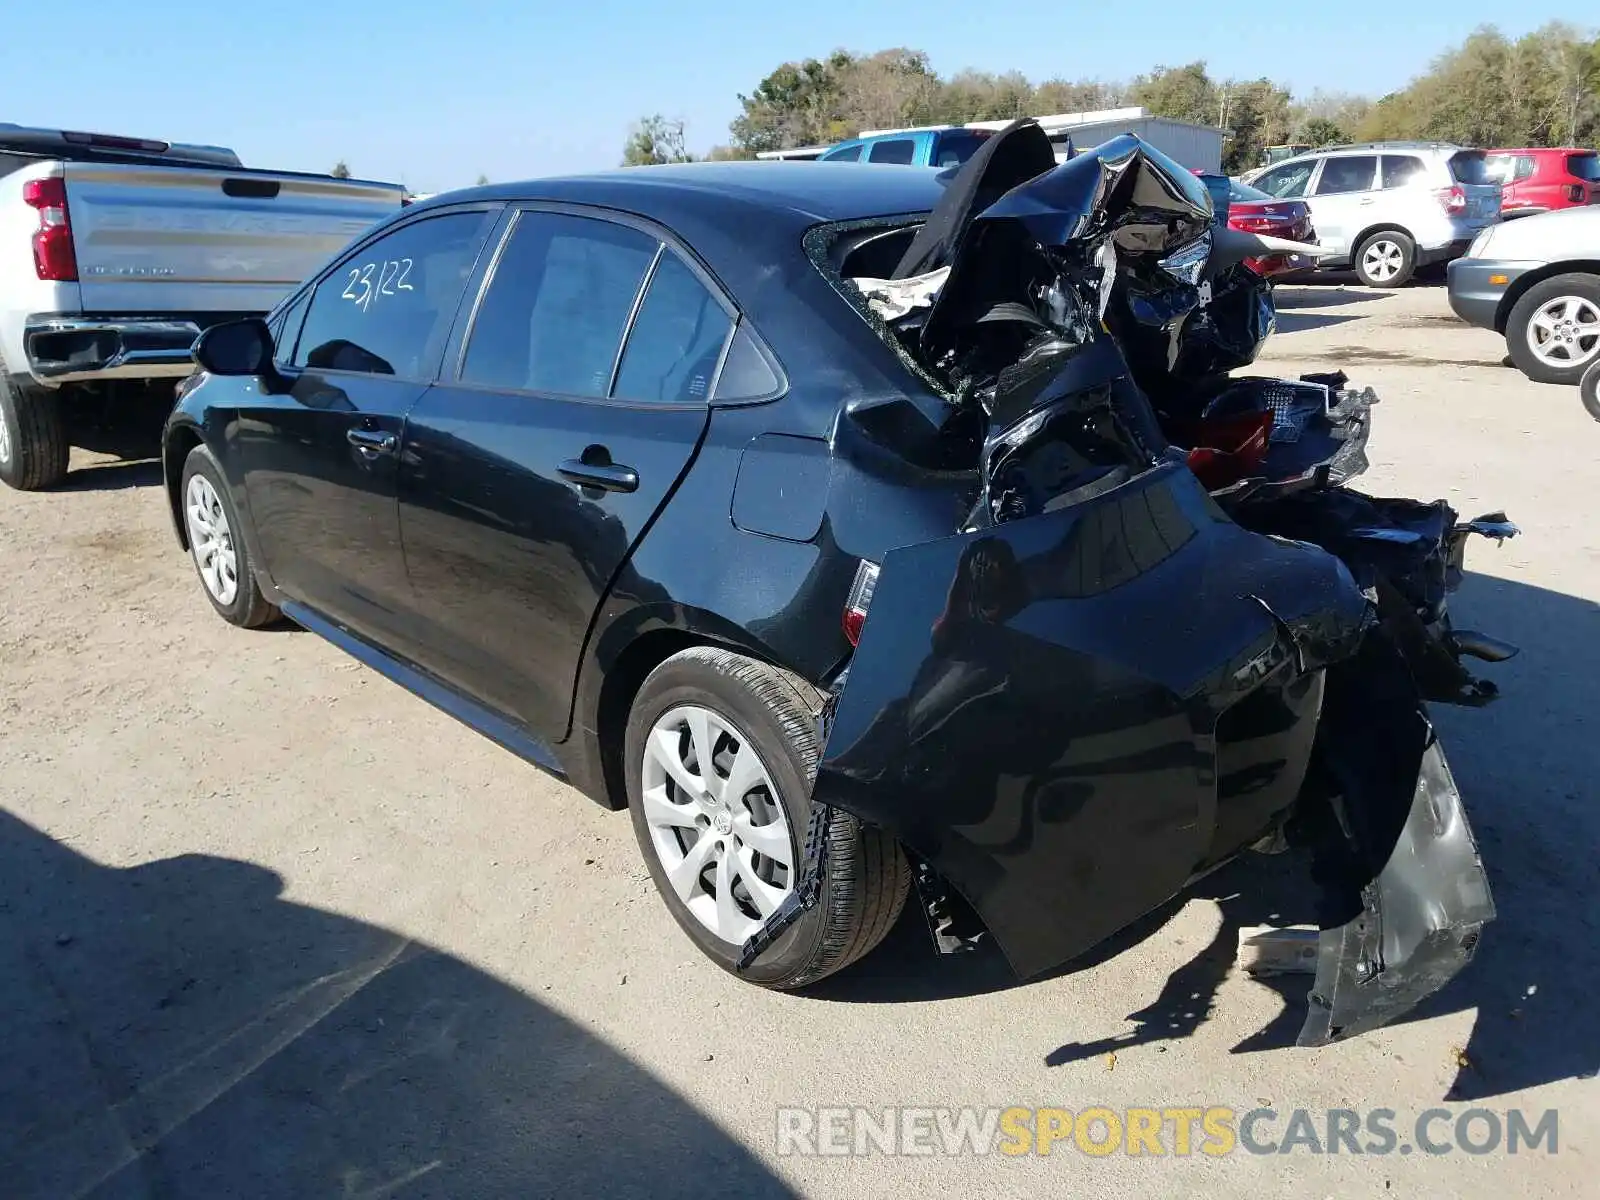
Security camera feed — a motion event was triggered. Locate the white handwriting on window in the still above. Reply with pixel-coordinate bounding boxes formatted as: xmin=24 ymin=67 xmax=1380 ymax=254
xmin=340 ymin=258 xmax=414 ymax=311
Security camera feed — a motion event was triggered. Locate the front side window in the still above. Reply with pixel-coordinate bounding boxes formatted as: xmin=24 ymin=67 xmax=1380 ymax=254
xmin=868 ymin=139 xmax=916 ymax=165
xmin=293 ymin=212 xmax=487 ymax=378
xmin=1255 ymin=161 xmax=1314 ymax=199
xmin=1315 ymin=156 xmax=1377 ymax=195
xmin=460 ymin=211 xmax=658 ymax=396
xmin=1381 ymin=155 xmax=1427 ymax=189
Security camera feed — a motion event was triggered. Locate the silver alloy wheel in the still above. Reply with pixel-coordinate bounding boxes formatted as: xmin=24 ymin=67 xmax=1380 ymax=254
xmin=0 ymin=407 xmax=11 ymax=465
xmin=185 ymin=474 xmax=239 ymax=606
xmin=640 ymin=704 xmax=795 ymax=944
xmin=1361 ymin=238 xmax=1405 ymax=284
xmin=1528 ymin=296 xmax=1600 ymax=368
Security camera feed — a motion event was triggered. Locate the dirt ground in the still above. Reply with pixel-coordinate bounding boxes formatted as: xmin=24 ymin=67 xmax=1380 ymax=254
xmin=2 ymin=280 xmax=1596 ymax=1198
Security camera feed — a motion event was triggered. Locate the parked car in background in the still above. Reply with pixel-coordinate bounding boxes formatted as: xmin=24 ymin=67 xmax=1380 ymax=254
xmin=815 ymin=128 xmax=995 ymax=167
xmin=1447 ymin=203 xmax=1600 ymax=383
xmin=1195 ymin=172 xmax=1318 ymax=276
xmin=1247 ymin=141 xmax=1501 ymax=287
xmin=1484 ymin=147 xmax=1600 ymax=218
xmin=0 ymin=123 xmax=404 ymax=491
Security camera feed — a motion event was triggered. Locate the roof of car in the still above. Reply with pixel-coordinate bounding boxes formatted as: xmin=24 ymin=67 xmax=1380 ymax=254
xmin=415 ymin=161 xmax=949 ymax=223
xmin=1488 ymin=147 xmax=1594 ymax=155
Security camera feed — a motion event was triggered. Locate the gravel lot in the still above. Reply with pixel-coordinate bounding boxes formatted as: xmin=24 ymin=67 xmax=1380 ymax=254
xmin=2 ymin=281 xmax=1596 ymax=1198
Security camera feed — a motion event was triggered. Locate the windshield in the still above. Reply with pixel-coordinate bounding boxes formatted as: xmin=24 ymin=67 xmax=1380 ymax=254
xmin=1569 ymin=153 xmax=1600 ymax=182
xmin=1449 ymin=152 xmax=1492 ymax=185
xmin=1229 ymin=179 xmax=1275 ymax=203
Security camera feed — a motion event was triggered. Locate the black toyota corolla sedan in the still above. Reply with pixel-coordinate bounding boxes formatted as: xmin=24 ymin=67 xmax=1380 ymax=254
xmin=164 ymin=128 xmax=1513 ymax=1043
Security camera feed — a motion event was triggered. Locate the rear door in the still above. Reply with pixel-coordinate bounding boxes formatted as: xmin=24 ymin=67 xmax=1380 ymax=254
xmin=395 ymin=207 xmax=731 ymax=742
xmin=1306 ymin=154 xmax=1378 ymax=258
xmin=62 ymin=163 xmax=402 ymax=315
xmin=235 ymin=207 xmax=495 ymax=641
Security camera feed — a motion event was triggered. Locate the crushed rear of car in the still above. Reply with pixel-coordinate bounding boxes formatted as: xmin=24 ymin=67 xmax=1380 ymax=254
xmin=740 ymin=122 xmax=1516 ymax=1046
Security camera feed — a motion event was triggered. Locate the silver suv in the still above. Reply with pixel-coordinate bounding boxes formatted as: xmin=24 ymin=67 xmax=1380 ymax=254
xmin=1246 ymin=142 xmax=1502 ymax=288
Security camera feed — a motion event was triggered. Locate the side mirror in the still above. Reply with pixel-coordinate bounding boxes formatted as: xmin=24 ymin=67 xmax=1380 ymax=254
xmin=193 ymin=318 xmax=276 ymax=377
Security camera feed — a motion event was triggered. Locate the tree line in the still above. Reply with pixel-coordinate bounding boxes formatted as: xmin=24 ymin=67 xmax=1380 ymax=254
xmin=623 ymin=23 xmax=1599 ymax=173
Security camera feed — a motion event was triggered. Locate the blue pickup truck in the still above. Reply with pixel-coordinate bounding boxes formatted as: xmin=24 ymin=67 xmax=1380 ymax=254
xmin=816 ymin=127 xmax=997 ymax=167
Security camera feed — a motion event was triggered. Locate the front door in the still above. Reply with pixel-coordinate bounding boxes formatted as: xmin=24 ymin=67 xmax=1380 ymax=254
xmin=234 ymin=208 xmax=495 ymax=639
xmin=396 ymin=208 xmax=731 ymax=742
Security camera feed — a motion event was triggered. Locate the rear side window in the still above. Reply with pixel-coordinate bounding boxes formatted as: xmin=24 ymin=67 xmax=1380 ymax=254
xmin=1449 ymin=152 xmax=1491 ymax=185
xmin=1380 ymin=155 xmax=1427 ymax=189
xmin=1315 ymin=156 xmax=1377 ymax=195
xmin=822 ymin=144 xmax=862 ymax=162
xmin=613 ymin=253 xmax=732 ymax=403
xmin=1569 ymin=153 xmax=1600 ymax=182
xmin=868 ymin=139 xmax=916 ymax=165
xmin=460 ymin=211 xmax=657 ymax=396
xmin=1254 ymin=160 xmax=1314 ymax=199
xmin=933 ymin=132 xmax=989 ymax=167
xmin=294 ymin=211 xmax=487 ymax=378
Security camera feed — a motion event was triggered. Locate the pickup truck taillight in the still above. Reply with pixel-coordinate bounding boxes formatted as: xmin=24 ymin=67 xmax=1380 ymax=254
xmin=22 ymin=177 xmax=78 ymax=282
xmin=1435 ymin=184 xmax=1468 ymax=215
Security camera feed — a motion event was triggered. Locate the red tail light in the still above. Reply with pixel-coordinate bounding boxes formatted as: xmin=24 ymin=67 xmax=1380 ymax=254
xmin=1567 ymin=184 xmax=1586 ymax=204
xmin=842 ymin=559 xmax=880 ymax=646
xmin=1436 ymin=184 xmax=1467 ymax=214
xmin=22 ymin=177 xmax=78 ymax=282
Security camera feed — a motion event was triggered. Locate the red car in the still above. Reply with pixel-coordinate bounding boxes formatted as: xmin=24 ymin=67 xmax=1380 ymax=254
xmin=1486 ymin=147 xmax=1600 ymax=218
xmin=1194 ymin=172 xmax=1317 ymax=276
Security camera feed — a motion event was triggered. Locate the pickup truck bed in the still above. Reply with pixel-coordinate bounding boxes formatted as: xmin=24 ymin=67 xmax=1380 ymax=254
xmin=0 ymin=127 xmax=405 ymax=490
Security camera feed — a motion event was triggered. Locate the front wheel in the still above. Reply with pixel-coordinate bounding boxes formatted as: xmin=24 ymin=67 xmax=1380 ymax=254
xmin=1353 ymin=230 xmax=1416 ymax=288
xmin=625 ymin=646 xmax=910 ymax=990
xmin=1507 ymin=273 xmax=1600 ymax=385
xmin=180 ymin=444 xmax=280 ymax=628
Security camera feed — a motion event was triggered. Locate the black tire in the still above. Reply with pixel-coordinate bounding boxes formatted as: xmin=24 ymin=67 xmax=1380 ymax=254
xmin=1581 ymin=359 xmax=1600 ymax=424
xmin=180 ymin=444 xmax=279 ymax=628
xmin=1352 ymin=229 xmax=1416 ymax=288
xmin=0 ymin=360 xmax=69 ymax=491
xmin=1506 ymin=273 xmax=1600 ymax=385
xmin=625 ymin=645 xmax=910 ymax=990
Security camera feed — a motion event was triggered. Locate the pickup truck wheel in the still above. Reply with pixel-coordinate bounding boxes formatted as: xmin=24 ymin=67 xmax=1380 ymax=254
xmin=1353 ymin=230 xmax=1415 ymax=288
xmin=625 ymin=646 xmax=910 ymax=990
xmin=0 ymin=367 xmax=69 ymax=491
xmin=181 ymin=444 xmax=279 ymax=628
xmin=1507 ymin=274 xmax=1600 ymax=384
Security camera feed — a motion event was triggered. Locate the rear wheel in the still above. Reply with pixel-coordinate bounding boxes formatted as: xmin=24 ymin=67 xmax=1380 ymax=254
xmin=625 ymin=646 xmax=910 ymax=989
xmin=1353 ymin=230 xmax=1416 ymax=288
xmin=0 ymin=362 xmax=68 ymax=491
xmin=1507 ymin=273 xmax=1600 ymax=385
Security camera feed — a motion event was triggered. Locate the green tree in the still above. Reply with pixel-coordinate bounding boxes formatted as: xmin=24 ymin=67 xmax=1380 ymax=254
xmin=330 ymin=160 xmax=351 ymax=179
xmin=1129 ymin=62 xmax=1218 ymax=125
xmin=729 ymin=51 xmax=857 ymax=152
xmin=622 ymin=115 xmax=696 ymax=167
xmin=1299 ymin=116 xmax=1349 ymax=146
xmin=475 ymin=173 xmax=490 ymax=186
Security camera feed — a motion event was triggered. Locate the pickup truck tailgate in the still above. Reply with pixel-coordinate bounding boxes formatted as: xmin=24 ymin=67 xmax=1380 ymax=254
xmin=63 ymin=163 xmax=403 ymax=313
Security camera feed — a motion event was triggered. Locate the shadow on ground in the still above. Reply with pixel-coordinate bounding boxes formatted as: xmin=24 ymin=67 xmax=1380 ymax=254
xmin=0 ymin=814 xmax=792 ymax=1199
xmin=811 ymin=571 xmax=1600 ymax=1103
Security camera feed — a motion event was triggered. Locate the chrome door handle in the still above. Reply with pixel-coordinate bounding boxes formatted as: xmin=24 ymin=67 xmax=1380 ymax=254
xmin=347 ymin=428 xmax=397 ymax=455
xmin=559 ymin=459 xmax=639 ymax=493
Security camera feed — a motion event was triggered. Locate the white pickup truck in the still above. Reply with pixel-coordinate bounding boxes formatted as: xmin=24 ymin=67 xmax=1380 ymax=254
xmin=0 ymin=124 xmax=406 ymax=490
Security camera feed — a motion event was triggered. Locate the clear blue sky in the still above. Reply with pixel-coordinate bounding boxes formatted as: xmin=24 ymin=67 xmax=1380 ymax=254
xmin=4 ymin=2 xmax=1585 ymax=192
